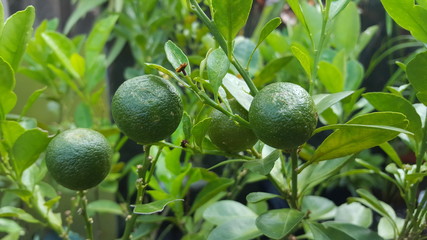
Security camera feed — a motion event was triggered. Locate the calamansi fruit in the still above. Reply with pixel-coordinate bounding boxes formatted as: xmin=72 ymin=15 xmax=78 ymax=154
xmin=249 ymin=82 xmax=317 ymax=150
xmin=208 ymin=99 xmax=258 ymax=153
xmin=111 ymin=75 xmax=183 ymax=144
xmin=45 ymin=128 xmax=112 ymax=191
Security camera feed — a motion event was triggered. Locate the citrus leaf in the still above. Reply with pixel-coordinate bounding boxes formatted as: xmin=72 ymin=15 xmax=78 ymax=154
xmin=379 ymin=142 xmax=403 ymax=167
xmin=313 ymin=123 xmax=412 ymax=136
xmin=0 ymin=121 xmax=25 ymax=149
xmin=256 ymin=209 xmax=305 ymax=239
xmin=88 ymin=200 xmax=124 ymax=216
xmin=332 ymin=2 xmax=360 ymax=54
xmin=222 ymin=74 xmax=253 ymax=111
xmin=363 ymin=92 xmax=422 ymax=141
xmin=0 ymin=6 xmax=35 ymax=71
xmin=0 ymin=206 xmax=40 ymax=223
xmin=257 ymin=18 xmax=282 ymax=48
xmin=345 ymin=60 xmax=364 ymax=90
xmin=85 ymin=14 xmax=118 ymax=64
xmin=381 ymin=0 xmax=427 ymax=43
xmin=207 ymin=48 xmax=230 ymax=96
xmin=305 ymin=221 xmax=333 ymax=240
xmin=208 ymin=217 xmax=261 ymax=240
xmin=312 ymin=112 xmax=408 ymax=161
xmin=12 ymin=128 xmax=50 ymax=177
xmin=208 ymin=159 xmax=248 ymax=171
xmin=182 ymin=112 xmax=192 ymax=140
xmin=335 ymin=203 xmax=373 ymax=228
xmin=191 ymin=117 xmax=212 ymax=149
xmin=212 ymin=0 xmax=252 ymax=42
xmin=0 ymin=1 xmax=3 ymax=35
xmin=165 ymin=40 xmax=191 ymax=74
xmin=44 ymin=196 xmax=61 ymax=209
xmin=407 ymin=51 xmax=427 ymax=104
xmin=244 ymin=150 xmax=281 ymax=175
xmin=291 ymin=43 xmax=312 ymax=79
xmin=313 ymin=91 xmax=354 ymax=114
xmin=302 ymin=196 xmax=337 ymax=221
xmin=253 ymin=56 xmax=293 ymax=87
xmin=323 ymin=222 xmax=383 ymax=240
xmin=246 ymin=192 xmax=281 ymax=203
xmin=19 ymin=87 xmax=47 ymax=119
xmin=134 ymin=198 xmax=183 ymax=215
xmin=64 ymin=0 xmax=108 ymax=34
xmin=74 ymin=102 xmax=93 ymax=128
xmin=190 ymin=178 xmax=234 ymax=213
xmin=355 ymin=25 xmax=379 ymax=57
xmin=0 ymin=57 xmax=15 ymax=93
xmin=145 ymin=63 xmax=188 ymax=87
xmin=318 ymin=61 xmax=344 ymax=93
xmin=203 ymin=200 xmax=257 ymax=225
xmin=0 ymin=91 xmax=16 ymax=120
xmin=329 ymin=0 xmax=351 ymax=19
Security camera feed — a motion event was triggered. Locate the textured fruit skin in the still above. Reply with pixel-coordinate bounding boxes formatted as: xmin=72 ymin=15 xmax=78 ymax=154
xmin=45 ymin=128 xmax=112 ymax=191
xmin=208 ymin=99 xmax=258 ymax=153
xmin=249 ymin=82 xmax=317 ymax=150
xmin=111 ymin=75 xmax=183 ymax=144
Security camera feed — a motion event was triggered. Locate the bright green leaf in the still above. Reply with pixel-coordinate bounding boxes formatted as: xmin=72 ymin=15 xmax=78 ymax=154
xmin=314 ymin=91 xmax=354 ymax=114
xmin=318 ymin=61 xmax=344 ymax=93
xmin=407 ymin=51 xmax=427 ymax=94
xmin=203 ymin=200 xmax=257 ymax=225
xmin=335 ymin=202 xmax=373 ymax=228
xmin=312 ymin=112 xmax=408 ymax=161
xmin=243 ymin=150 xmax=280 ymax=175
xmin=302 ymin=196 xmax=336 ymax=221
xmin=64 ymin=0 xmax=108 ymax=34
xmin=0 ymin=6 xmax=35 ymax=71
xmin=192 ymin=117 xmax=212 ymax=149
xmin=208 ymin=218 xmax=261 ymax=240
xmin=363 ymin=92 xmax=422 ymax=141
xmin=134 ymin=198 xmax=183 ymax=215
xmin=246 ymin=192 xmax=281 ymax=203
xmin=329 ymin=0 xmax=351 ymax=19
xmin=207 ymin=48 xmax=230 ymax=96
xmin=12 ymin=128 xmax=50 ymax=177
xmin=381 ymin=0 xmax=427 ymax=43
xmin=44 ymin=196 xmax=61 ymax=209
xmin=222 ymin=74 xmax=253 ymax=111
xmin=257 ymin=18 xmax=282 ymax=48
xmin=87 ymin=200 xmax=124 ymax=216
xmin=332 ymin=2 xmax=360 ymax=54
xmin=70 ymin=53 xmax=85 ymax=78
xmin=212 ymin=0 xmax=253 ymax=42
xmin=256 ymin=209 xmax=305 ymax=239
xmin=291 ymin=43 xmax=312 ymax=79
xmin=0 ymin=206 xmax=40 ymax=223
xmin=165 ymin=40 xmax=191 ymax=74
xmin=323 ymin=222 xmax=383 ymax=240
xmin=0 ymin=57 xmax=15 ymax=93
xmin=19 ymin=87 xmax=47 ymax=119
xmin=74 ymin=102 xmax=93 ymax=128
xmin=0 ymin=121 xmax=25 ymax=149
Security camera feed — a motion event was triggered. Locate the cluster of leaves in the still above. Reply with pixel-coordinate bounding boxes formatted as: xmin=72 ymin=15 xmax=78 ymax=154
xmin=1 ymin=0 xmax=427 ymax=240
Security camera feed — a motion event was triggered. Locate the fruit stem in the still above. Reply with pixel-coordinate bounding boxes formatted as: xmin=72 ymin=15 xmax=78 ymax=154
xmin=290 ymin=148 xmax=299 ymax=209
xmin=188 ymin=0 xmax=259 ymax=96
xmin=78 ymin=191 xmax=94 ymax=240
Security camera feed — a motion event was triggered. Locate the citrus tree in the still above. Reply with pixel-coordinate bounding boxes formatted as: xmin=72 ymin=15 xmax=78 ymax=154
xmin=1 ymin=0 xmax=427 ymax=240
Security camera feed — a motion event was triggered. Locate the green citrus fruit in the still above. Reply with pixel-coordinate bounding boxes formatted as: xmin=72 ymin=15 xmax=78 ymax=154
xmin=249 ymin=82 xmax=317 ymax=150
xmin=111 ymin=75 xmax=183 ymax=144
xmin=45 ymin=128 xmax=112 ymax=191
xmin=208 ymin=99 xmax=258 ymax=153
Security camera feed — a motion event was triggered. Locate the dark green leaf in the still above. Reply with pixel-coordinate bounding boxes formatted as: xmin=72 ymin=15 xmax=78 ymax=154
xmin=244 ymin=150 xmax=281 ymax=175
xmin=190 ymin=178 xmax=234 ymax=213
xmin=256 ymin=209 xmax=305 ymax=239
xmin=134 ymin=198 xmax=183 ymax=215
xmin=212 ymin=0 xmax=253 ymax=42
xmin=192 ymin=117 xmax=212 ymax=149
xmin=203 ymin=200 xmax=257 ymax=225
xmin=312 ymin=112 xmax=408 ymax=161
xmin=208 ymin=218 xmax=261 ymax=240
xmin=323 ymin=222 xmax=383 ymax=240
xmin=257 ymin=18 xmax=281 ymax=48
xmin=381 ymin=0 xmax=427 ymax=42
xmin=305 ymin=221 xmax=333 ymax=240
xmin=208 ymin=159 xmax=248 ymax=171
xmin=253 ymin=56 xmax=293 ymax=87
xmin=74 ymin=102 xmax=93 ymax=128
xmin=165 ymin=40 xmax=191 ymax=74
xmin=207 ymin=48 xmax=230 ymax=95
xmin=182 ymin=112 xmax=192 ymax=140
xmin=87 ymin=200 xmax=124 ymax=216
xmin=407 ymin=52 xmax=427 ymax=101
xmin=20 ymin=87 xmax=47 ymax=119
xmin=364 ymin=92 xmax=422 ymax=141
xmin=246 ymin=192 xmax=281 ymax=203
xmin=0 ymin=6 xmax=35 ymax=71
xmin=12 ymin=128 xmax=50 ymax=176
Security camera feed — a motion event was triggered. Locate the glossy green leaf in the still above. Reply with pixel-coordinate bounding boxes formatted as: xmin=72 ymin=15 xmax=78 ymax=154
xmin=191 ymin=178 xmax=234 ymax=212
xmin=0 ymin=121 xmax=25 ymax=149
xmin=165 ymin=40 xmax=191 ymax=74
xmin=0 ymin=91 xmax=17 ymax=119
xmin=253 ymin=56 xmax=293 ymax=87
xmin=287 ymin=0 xmax=308 ymax=34
xmin=257 ymin=18 xmax=281 ymax=48
xmin=85 ymin=14 xmax=118 ymax=64
xmin=222 ymin=74 xmax=253 ymax=111
xmin=407 ymin=51 xmax=427 ymax=96
xmin=364 ymin=92 xmax=422 ymax=141
xmin=70 ymin=53 xmax=85 ymax=78
xmin=381 ymin=0 xmax=427 ymax=43
xmin=12 ymin=128 xmax=50 ymax=177
xmin=246 ymin=192 xmax=281 ymax=203
xmin=416 ymin=92 xmax=427 ymax=105
xmin=244 ymin=150 xmax=281 ymax=175
xmin=182 ymin=112 xmax=192 ymax=140
xmin=203 ymin=200 xmax=257 ymax=225
xmin=0 ymin=206 xmax=39 ymax=223
xmin=329 ymin=0 xmax=351 ymax=19
xmin=305 ymin=221 xmax=334 ymax=240
xmin=87 ymin=200 xmax=124 ymax=216
xmin=302 ymin=196 xmax=336 ymax=221
xmin=145 ymin=63 xmax=188 ymax=87
xmin=335 ymin=203 xmax=372 ymax=228
xmin=0 ymin=218 xmax=23 ymax=234
xmin=291 ymin=43 xmax=312 ymax=79
xmin=192 ymin=117 xmax=212 ymax=149
xmin=318 ymin=61 xmax=344 ymax=93
xmin=256 ymin=209 xmax=305 ymax=239
xmin=64 ymin=0 xmax=108 ymax=34
xmin=355 ymin=25 xmax=379 ymax=57
xmin=233 ymin=37 xmax=260 ymax=75
xmin=314 ymin=91 xmax=354 ymax=114
xmin=42 ymin=32 xmax=79 ymax=79
xmin=208 ymin=218 xmax=261 ymax=240
xmin=134 ymin=198 xmax=183 ymax=214
xmin=314 ymin=123 xmax=412 ymax=136
xmin=312 ymin=112 xmax=408 ymax=161
xmin=48 ymin=65 xmax=85 ymax=100
xmin=0 ymin=57 xmax=15 ymax=93
xmin=323 ymin=222 xmax=383 ymax=240
xmin=20 ymin=87 xmax=47 ymax=119
xmin=212 ymin=0 xmax=252 ymax=42
xmin=378 ymin=216 xmax=404 ymax=239
xmin=0 ymin=6 xmax=35 ymax=71
xmin=44 ymin=196 xmax=61 ymax=209
xmin=345 ymin=60 xmax=364 ymax=90
xmin=207 ymin=48 xmax=230 ymax=95
xmin=379 ymin=142 xmax=403 ymax=167
xmin=74 ymin=102 xmax=93 ymax=128
xmin=332 ymin=2 xmax=360 ymax=53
